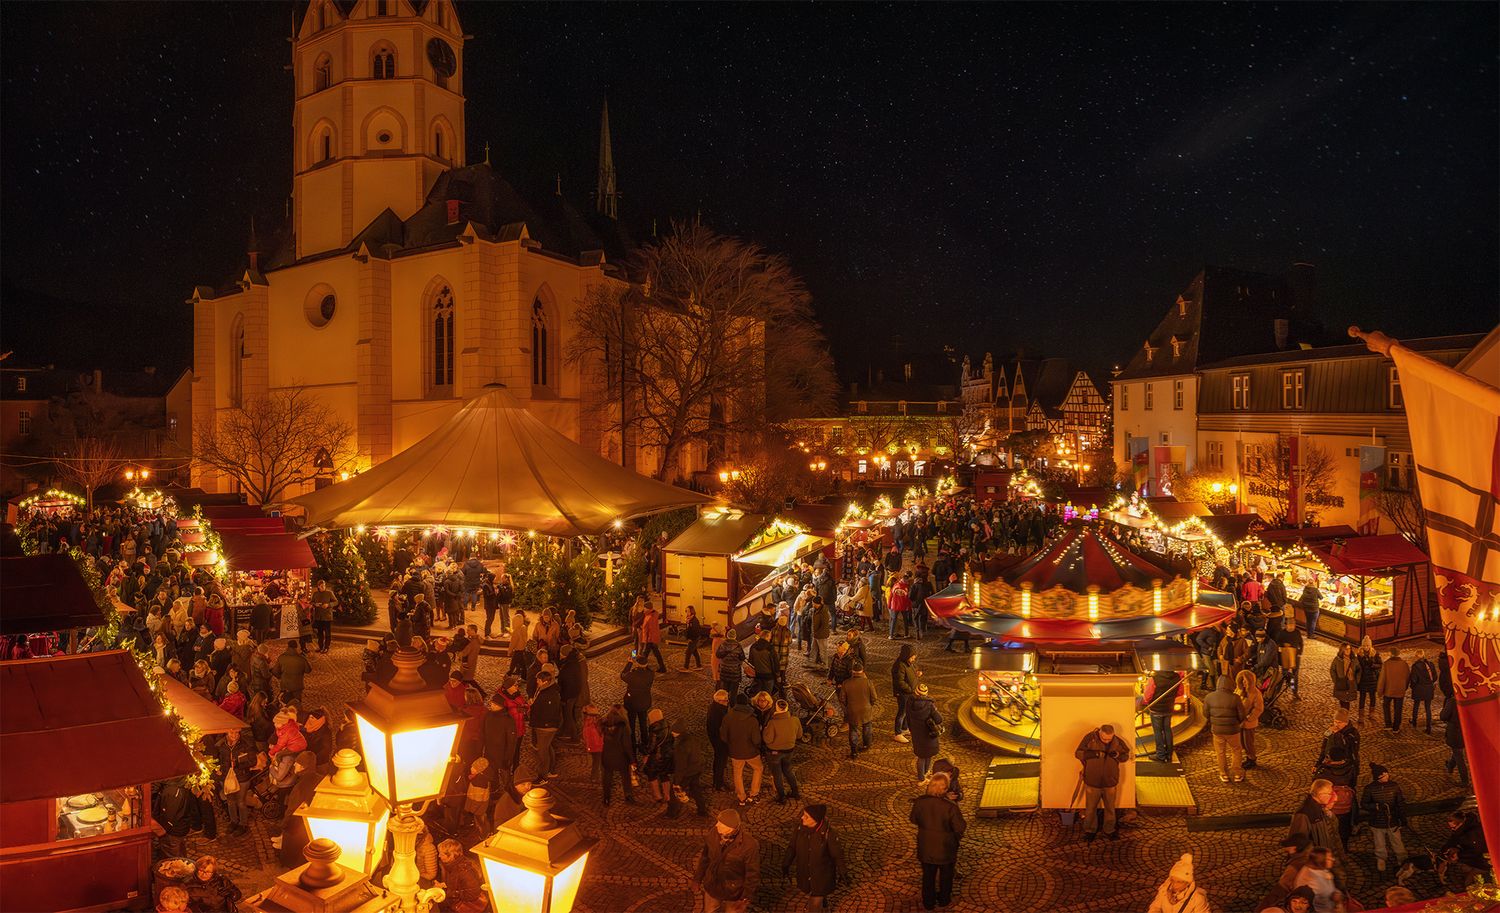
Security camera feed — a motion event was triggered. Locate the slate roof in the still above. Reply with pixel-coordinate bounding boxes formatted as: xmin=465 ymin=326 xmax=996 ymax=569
xmin=1197 ymin=334 xmax=1485 ymax=370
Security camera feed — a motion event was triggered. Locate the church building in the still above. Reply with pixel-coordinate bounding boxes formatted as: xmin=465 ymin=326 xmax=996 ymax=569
xmin=190 ymin=0 xmax=673 ymax=498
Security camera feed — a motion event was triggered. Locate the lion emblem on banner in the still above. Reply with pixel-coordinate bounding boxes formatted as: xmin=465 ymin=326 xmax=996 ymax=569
xmin=1436 ymin=568 xmax=1500 ymax=701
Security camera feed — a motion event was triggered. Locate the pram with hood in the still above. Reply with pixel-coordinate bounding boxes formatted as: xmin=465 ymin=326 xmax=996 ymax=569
xmin=787 ymin=682 xmax=844 ymax=743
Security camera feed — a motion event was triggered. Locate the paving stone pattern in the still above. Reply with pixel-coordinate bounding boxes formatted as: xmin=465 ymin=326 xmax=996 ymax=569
xmin=220 ymin=600 xmax=1470 ymax=913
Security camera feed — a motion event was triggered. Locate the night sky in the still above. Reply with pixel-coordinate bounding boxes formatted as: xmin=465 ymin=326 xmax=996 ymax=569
xmin=2 ymin=2 xmax=1495 ymax=379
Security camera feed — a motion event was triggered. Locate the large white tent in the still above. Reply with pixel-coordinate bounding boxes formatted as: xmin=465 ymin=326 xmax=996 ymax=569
xmin=288 ymin=384 xmax=712 ymax=536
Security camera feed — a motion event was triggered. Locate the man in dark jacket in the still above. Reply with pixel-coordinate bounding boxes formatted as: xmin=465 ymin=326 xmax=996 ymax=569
xmin=483 ymin=694 xmax=520 ymax=780
xmin=716 ymin=630 xmax=745 ymax=696
xmin=1204 ymin=674 xmax=1245 ymax=783
xmin=671 ymin=720 xmax=709 ymax=817
xmin=600 ymin=705 xmax=636 ymax=805
xmin=720 ymin=693 xmax=764 ymax=806
xmin=1074 ymin=724 xmax=1131 ymax=840
xmin=747 ymin=628 xmax=779 ymax=697
xmin=783 ymin=804 xmax=844 ymax=909
xmin=910 ymin=772 xmax=966 ymax=911
xmin=620 ymin=657 xmax=656 ymax=752
xmin=528 ymin=671 xmax=563 ymax=782
xmin=1408 ymin=650 xmax=1438 ymax=733
xmin=154 ymin=777 xmax=195 ymax=858
xmin=558 ymin=645 xmax=585 ymax=741
xmin=1193 ymin=624 xmax=1223 ymax=689
xmin=1362 ymin=763 xmax=1408 ymax=873
xmin=693 ymin=809 xmax=760 ymax=913
xmin=707 ymin=690 xmax=731 ymax=792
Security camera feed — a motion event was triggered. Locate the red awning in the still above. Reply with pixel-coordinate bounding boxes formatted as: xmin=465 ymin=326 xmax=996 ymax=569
xmin=219 ymin=531 xmax=317 ymax=571
xmin=0 ymin=555 xmax=106 ymax=635
xmin=1 ymin=651 xmax=198 ymax=802
xmin=1314 ymin=535 xmax=1429 ymax=576
xmin=201 ymin=505 xmax=272 ymax=520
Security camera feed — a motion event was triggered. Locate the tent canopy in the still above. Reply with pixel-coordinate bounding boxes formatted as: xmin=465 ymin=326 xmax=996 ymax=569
xmin=1 ymin=651 xmax=198 ymax=803
xmin=0 ymin=555 xmax=106 ymax=635
xmin=1314 ymin=534 xmax=1428 ymax=576
xmin=290 ymin=384 xmax=713 ymax=537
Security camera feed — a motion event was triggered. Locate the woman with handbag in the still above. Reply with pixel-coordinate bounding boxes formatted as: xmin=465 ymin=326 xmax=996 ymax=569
xmin=1329 ymin=643 xmax=1359 ymax=710
xmin=905 ymin=684 xmax=944 ymax=781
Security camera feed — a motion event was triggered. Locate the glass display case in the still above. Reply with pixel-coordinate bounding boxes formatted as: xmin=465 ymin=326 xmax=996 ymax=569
xmin=55 ymin=787 xmax=141 ymax=841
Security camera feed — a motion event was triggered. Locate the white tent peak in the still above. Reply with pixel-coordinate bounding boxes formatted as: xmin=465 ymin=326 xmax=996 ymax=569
xmin=288 ymin=385 xmax=712 ymax=536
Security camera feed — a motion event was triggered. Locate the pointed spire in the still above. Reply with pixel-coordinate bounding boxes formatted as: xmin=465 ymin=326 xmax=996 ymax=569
xmin=596 ymin=97 xmax=618 ymax=219
xmin=555 ymin=173 xmax=562 ymax=196
xmin=483 ymin=142 xmax=490 ymax=166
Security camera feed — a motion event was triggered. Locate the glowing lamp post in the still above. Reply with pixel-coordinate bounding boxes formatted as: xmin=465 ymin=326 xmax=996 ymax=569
xmin=350 ymin=635 xmax=461 ymax=911
xmin=294 ymin=749 xmax=391 ymax=877
xmin=473 ymin=787 xmax=595 ymax=913
xmin=243 ymin=838 xmax=397 ymax=913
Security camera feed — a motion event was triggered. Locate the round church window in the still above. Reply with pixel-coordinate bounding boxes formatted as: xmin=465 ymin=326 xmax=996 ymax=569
xmin=378 ymin=131 xmax=393 ymax=144
xmin=304 ymin=285 xmax=337 ymax=328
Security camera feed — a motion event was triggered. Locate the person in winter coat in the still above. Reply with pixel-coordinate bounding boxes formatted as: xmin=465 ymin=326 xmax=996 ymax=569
xmin=1408 ymin=649 xmax=1438 ymax=733
xmin=273 ymin=751 xmax=321 ymax=866
xmin=909 ymin=772 xmax=966 ymax=911
xmin=557 ymin=644 xmax=585 ymax=741
xmin=762 ymin=699 xmax=803 ymax=804
xmin=839 ymin=662 xmax=878 ymax=757
xmin=808 ymin=597 xmax=832 ymax=664
xmin=671 ymin=719 xmax=710 ymax=817
xmin=717 ymin=629 xmax=745 ymax=696
xmin=154 ymin=778 xmax=195 ymax=859
xmin=599 ymin=704 xmax=636 ymax=805
xmin=1217 ymin=626 xmax=1250 ymax=679
xmin=1235 ymin=668 xmax=1265 ymax=770
xmin=1362 ymin=762 xmax=1408 ymax=873
xmin=891 ymin=644 xmax=920 ymax=742
xmin=905 ymin=684 xmax=944 ymax=781
xmin=1298 ymin=581 xmax=1323 ymax=639
xmin=1441 ymin=694 xmax=1470 ymax=786
xmin=1316 ymin=708 xmax=1361 ymax=786
xmin=1287 ymin=779 xmax=1343 ymax=855
xmin=1290 ymin=846 xmax=1343 ymax=913
xmin=1355 ymin=636 xmax=1382 ymax=723
xmin=1276 ymin=619 xmax=1306 ymax=697
xmin=1329 ymin=643 xmax=1359 ymax=709
xmin=641 ymin=709 xmax=676 ymax=804
xmin=888 ymin=576 xmax=913 ymax=638
xmin=746 ymin=628 xmax=779 ymax=697
xmin=1376 ymin=647 xmax=1411 ymax=732
xmin=1142 ymin=669 xmax=1180 ymax=763
xmin=693 ymin=808 xmax=760 ymax=913
xmin=482 ymin=691 xmax=520 ymax=780
xmin=636 ymin=602 xmax=668 ymax=673
xmin=1146 ymin=853 xmax=1211 ymax=913
xmin=1075 ymin=723 xmax=1131 ymax=840
xmin=620 ymin=656 xmax=657 ymax=752
xmin=529 ymin=670 xmax=563 ymax=781
xmin=682 ymin=607 xmax=706 ymax=671
xmin=275 ymin=640 xmax=312 ymax=705
xmin=720 ymin=693 xmax=764 ymax=806
xmin=1204 ymin=674 xmax=1245 ymax=782
xmin=783 ymin=804 xmax=845 ymax=910
xmin=706 ymin=689 xmax=732 ymax=792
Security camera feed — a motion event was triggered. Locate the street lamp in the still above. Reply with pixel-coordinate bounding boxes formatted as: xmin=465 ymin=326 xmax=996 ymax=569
xmin=472 ymin=787 xmax=596 ymax=913
xmin=295 ymin=749 xmax=391 ymax=877
xmin=350 ymin=630 xmax=461 ymax=911
xmin=243 ymin=838 xmax=398 ymax=913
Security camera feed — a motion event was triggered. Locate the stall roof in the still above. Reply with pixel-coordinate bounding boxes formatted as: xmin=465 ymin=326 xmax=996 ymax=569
xmin=1256 ymin=525 xmax=1358 ymax=546
xmin=1145 ymin=499 xmax=1212 ymax=521
xmin=1314 ymin=534 xmax=1428 ymax=575
xmin=1003 ymin=524 xmax=1174 ymax=593
xmin=1199 ymin=513 xmax=1264 ymax=545
xmin=733 ymin=533 xmax=832 ymax=569
xmin=0 ymin=651 xmax=198 ymax=803
xmin=665 ymin=511 xmax=766 ymax=556
xmin=202 ymin=504 xmax=272 ymax=520
xmin=205 ymin=517 xmax=287 ymax=534
xmin=219 ymin=531 xmax=317 ymax=571
xmin=0 ymin=555 xmax=106 ymax=635
xmin=160 ymin=676 xmax=247 ymax=736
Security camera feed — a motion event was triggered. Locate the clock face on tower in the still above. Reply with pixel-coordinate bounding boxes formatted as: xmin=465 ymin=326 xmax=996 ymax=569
xmin=427 ymin=38 xmax=457 ymax=78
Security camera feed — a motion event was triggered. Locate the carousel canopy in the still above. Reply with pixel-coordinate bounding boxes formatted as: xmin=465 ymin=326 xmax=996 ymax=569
xmin=289 ymin=384 xmax=712 ymax=537
xmin=1003 ymin=524 xmax=1173 ymax=593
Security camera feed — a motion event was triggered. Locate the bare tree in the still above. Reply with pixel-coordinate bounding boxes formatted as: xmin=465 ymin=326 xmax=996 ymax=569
xmin=929 ymin=412 xmax=983 ymax=462
xmin=1375 ymin=487 xmax=1427 ymax=550
xmin=722 ymin=447 xmax=822 ymax=515
xmin=1245 ymin=438 xmax=1338 ymax=526
xmin=51 ymin=436 xmax=128 ymax=510
xmin=570 ymin=222 xmax=837 ymax=480
xmin=193 ymin=387 xmax=355 ymax=505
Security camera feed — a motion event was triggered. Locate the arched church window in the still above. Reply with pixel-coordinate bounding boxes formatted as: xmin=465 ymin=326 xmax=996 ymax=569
xmin=531 ymin=296 xmax=551 ymax=389
xmin=321 ymin=131 xmax=332 ymax=162
xmin=230 ymin=313 xmax=246 ymax=407
xmin=373 ymin=47 xmax=396 ymax=80
xmin=433 ymin=129 xmax=443 ymax=159
xmin=431 ymin=285 xmax=454 ymax=392
xmin=314 ymin=55 xmax=331 ymax=91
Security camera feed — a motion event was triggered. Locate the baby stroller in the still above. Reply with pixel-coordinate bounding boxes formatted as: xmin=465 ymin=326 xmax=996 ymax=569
xmin=246 ymin=751 xmax=299 ymax=821
xmin=788 ymin=682 xmax=844 ymax=743
xmin=1257 ymin=665 xmax=1291 ymax=729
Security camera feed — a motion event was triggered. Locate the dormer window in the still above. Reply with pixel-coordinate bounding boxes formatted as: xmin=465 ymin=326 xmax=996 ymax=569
xmin=1177 ymin=295 xmax=1189 ymax=317
xmin=1169 ymin=336 xmax=1183 ymax=358
xmin=1143 ymin=342 xmax=1157 ymax=365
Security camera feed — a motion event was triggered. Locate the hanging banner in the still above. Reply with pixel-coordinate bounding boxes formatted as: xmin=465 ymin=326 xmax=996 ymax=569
xmin=1358 ymin=445 xmax=1386 ymax=535
xmin=1285 ymin=435 xmax=1304 ymax=527
xmin=1350 ymin=327 xmax=1500 ymax=869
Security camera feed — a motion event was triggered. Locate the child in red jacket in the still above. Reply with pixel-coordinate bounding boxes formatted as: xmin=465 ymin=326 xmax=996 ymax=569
xmin=582 ymin=703 xmax=604 ymax=776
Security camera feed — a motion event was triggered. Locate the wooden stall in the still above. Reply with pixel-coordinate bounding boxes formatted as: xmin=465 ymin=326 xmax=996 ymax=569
xmin=1251 ymin=533 xmax=1432 ymax=645
xmin=0 ymin=651 xmax=199 ymax=913
xmin=663 ymin=509 xmax=832 ymax=631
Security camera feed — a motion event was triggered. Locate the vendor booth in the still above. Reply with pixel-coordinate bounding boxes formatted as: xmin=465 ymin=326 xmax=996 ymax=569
xmin=1103 ymin=494 xmax=1263 ymax=580
xmin=0 ymin=651 xmax=199 ymax=913
xmin=184 ymin=527 xmax=318 ymax=635
xmin=0 ymin=554 xmax=108 ymax=658
xmin=1247 ymin=533 xmax=1432 ymax=645
xmin=664 ymin=509 xmax=832 ymax=630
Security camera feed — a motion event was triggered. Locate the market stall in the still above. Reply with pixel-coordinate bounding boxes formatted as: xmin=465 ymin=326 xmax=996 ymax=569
xmin=1249 ymin=533 xmax=1432 ymax=645
xmin=664 ymin=510 xmax=832 ymax=630
xmin=0 ymin=554 xmax=107 ymax=658
xmin=1102 ymin=494 xmax=1263 ymax=580
xmin=0 ymin=651 xmax=199 ymax=913
xmin=184 ymin=528 xmax=318 ymax=636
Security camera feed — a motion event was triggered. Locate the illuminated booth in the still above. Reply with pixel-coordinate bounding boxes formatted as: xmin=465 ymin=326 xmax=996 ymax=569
xmin=929 ymin=522 xmax=1234 ymax=759
xmin=664 ymin=510 xmax=831 ymax=630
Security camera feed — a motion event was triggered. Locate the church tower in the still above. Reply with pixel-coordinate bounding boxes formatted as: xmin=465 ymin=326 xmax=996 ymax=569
xmin=291 ymin=0 xmax=466 ymax=259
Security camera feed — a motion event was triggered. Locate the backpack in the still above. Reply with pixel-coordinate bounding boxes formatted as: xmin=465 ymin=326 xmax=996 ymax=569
xmin=1330 ymin=785 xmax=1355 ymax=815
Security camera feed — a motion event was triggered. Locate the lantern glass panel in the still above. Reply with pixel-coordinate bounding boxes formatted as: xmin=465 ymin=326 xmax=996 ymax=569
xmin=550 ymin=852 xmax=590 ymax=913
xmin=391 ymin=722 xmax=461 ymax=803
xmin=305 ymin=811 xmax=389 ymax=874
xmin=354 ymin=714 xmax=392 ymax=801
xmin=479 ymin=857 xmax=547 ymax=912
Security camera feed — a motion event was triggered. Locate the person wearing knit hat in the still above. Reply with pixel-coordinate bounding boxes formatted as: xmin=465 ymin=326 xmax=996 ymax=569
xmin=1363 ymin=762 xmax=1408 ymax=873
xmin=1146 ymin=853 xmax=1209 ymax=913
xmin=694 ymin=807 xmax=760 ymax=912
xmin=272 ymin=750 xmax=323 ymax=865
xmin=784 ymin=802 xmax=844 ymax=908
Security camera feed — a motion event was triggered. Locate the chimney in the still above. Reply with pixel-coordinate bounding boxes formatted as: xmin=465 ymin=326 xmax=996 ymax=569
xmin=1273 ymin=319 xmax=1290 ymax=351
xmin=446 ymin=200 xmax=462 ymax=224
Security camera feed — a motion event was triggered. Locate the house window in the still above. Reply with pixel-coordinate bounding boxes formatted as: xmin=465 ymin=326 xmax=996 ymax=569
xmin=1160 ymin=432 xmax=1170 ymax=445
xmin=937 ymin=401 xmax=947 ymax=413
xmin=431 ymin=285 xmax=454 ymax=391
xmin=18 ymin=409 xmax=31 ymax=436
xmin=1388 ymin=451 xmax=1414 ymax=490
xmin=15 ymin=376 xmax=25 ymax=393
xmin=1120 ymin=384 xmax=1128 ymax=411
xmin=1232 ymin=374 xmax=1251 ymax=411
xmin=321 ymin=131 xmax=333 ymax=162
xmin=373 ymin=48 xmax=396 ymax=79
xmin=314 ymin=55 xmax=332 ymax=91
xmin=1244 ymin=443 xmax=1265 ymax=474
xmin=1205 ymin=440 xmax=1224 ymax=471
xmin=1144 ymin=383 xmax=1154 ymax=411
xmin=857 ymin=459 xmax=867 ymax=475
xmin=1173 ymin=379 xmax=1184 ymax=410
xmin=1281 ymin=369 xmax=1305 ymax=410
xmin=167 ymin=415 xmax=178 ymax=442
xmin=433 ymin=130 xmax=443 ymax=158
xmin=531 ymin=297 xmax=551 ymax=388
xmin=1388 ymin=367 xmax=1403 ymax=409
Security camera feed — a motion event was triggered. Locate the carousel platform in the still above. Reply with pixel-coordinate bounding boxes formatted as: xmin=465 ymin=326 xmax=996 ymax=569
xmin=955 ymin=693 xmax=1206 ymax=759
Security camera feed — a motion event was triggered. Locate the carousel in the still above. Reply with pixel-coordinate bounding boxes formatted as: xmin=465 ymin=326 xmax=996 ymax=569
xmin=928 ymin=521 xmax=1236 ymax=759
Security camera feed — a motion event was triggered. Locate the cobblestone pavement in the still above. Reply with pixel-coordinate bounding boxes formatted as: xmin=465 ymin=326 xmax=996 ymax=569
xmin=219 ymin=612 xmax=1470 ymax=913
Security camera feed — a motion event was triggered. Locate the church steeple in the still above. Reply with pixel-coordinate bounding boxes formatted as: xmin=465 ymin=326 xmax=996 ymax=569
xmin=596 ymin=98 xmax=618 ymax=220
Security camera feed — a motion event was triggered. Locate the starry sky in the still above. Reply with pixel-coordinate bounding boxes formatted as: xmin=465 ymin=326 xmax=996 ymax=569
xmin=2 ymin=1 xmax=1495 ymax=379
